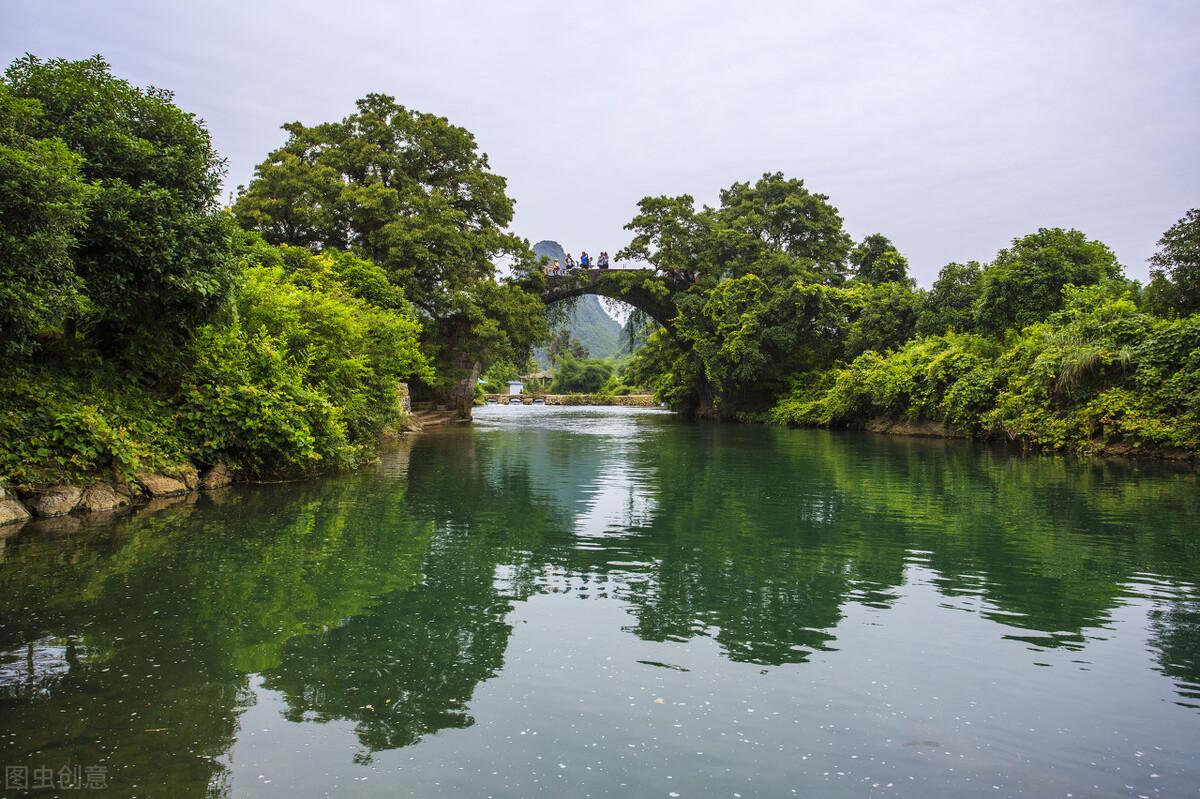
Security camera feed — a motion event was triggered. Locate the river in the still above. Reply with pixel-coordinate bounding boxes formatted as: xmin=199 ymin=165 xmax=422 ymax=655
xmin=1 ymin=406 xmax=1198 ymax=797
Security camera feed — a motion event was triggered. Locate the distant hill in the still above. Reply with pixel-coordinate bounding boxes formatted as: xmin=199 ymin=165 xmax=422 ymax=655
xmin=532 ymin=239 xmax=568 ymax=268
xmin=532 ymin=239 xmax=624 ymax=363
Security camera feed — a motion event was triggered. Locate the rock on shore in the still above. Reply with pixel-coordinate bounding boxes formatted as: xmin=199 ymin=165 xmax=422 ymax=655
xmin=26 ymin=484 xmax=84 ymax=517
xmin=135 ymin=472 xmax=190 ymax=498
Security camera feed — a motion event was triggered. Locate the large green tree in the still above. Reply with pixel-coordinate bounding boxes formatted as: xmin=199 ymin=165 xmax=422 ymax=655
xmin=234 ymin=93 xmax=545 ymax=412
xmin=975 ymin=227 xmax=1122 ymax=334
xmin=1147 ymin=208 xmax=1200 ymax=315
xmin=234 ymin=93 xmax=520 ymax=317
xmin=918 ymin=260 xmax=983 ymax=336
xmin=0 ymin=83 xmax=90 ymax=357
xmin=618 ymin=173 xmax=855 ymax=416
xmin=842 ymin=281 xmax=922 ymax=358
xmin=3 ymin=55 xmax=236 ymax=361
xmin=618 ymin=172 xmax=853 ymax=287
xmin=708 ymin=173 xmax=853 ymax=284
xmin=849 ymin=233 xmax=911 ymax=286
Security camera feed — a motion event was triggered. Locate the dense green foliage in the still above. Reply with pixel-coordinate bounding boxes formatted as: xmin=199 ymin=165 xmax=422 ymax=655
xmin=619 ymin=172 xmax=852 ymax=286
xmin=0 ymin=83 xmax=90 ymax=356
xmin=549 ymin=353 xmax=615 ymax=393
xmin=233 ymin=94 xmax=547 ymax=400
xmin=3 ymin=55 xmax=238 ymax=364
xmin=849 ymin=233 xmax=912 ymax=286
xmin=974 ymin=227 xmax=1122 ymax=335
xmin=178 ymin=239 xmax=430 ymax=475
xmin=773 ymin=288 xmax=1200 ymax=453
xmin=0 ymin=56 xmax=537 ymax=485
xmin=1147 ymin=208 xmax=1200 ymax=315
xmin=622 ymin=172 xmax=1199 ymax=457
xmin=0 ymin=235 xmax=431 ymax=482
xmin=917 ymin=261 xmax=982 ymax=336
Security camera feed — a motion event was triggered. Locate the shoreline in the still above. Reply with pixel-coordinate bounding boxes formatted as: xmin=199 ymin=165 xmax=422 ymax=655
xmin=6 ymin=405 xmax=1193 ymax=539
xmin=802 ymin=416 xmax=1199 ymax=464
xmin=0 ymin=462 xmax=235 ymax=537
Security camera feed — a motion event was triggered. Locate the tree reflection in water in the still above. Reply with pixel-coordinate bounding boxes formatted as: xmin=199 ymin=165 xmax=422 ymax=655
xmin=0 ymin=409 xmax=1197 ymax=796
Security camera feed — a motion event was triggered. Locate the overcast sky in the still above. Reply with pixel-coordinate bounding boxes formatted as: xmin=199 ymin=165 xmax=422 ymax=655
xmin=4 ymin=0 xmax=1198 ymax=285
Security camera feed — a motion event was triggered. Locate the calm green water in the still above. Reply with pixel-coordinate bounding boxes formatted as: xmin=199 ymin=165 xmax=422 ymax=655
xmin=1 ymin=406 xmax=1198 ymax=798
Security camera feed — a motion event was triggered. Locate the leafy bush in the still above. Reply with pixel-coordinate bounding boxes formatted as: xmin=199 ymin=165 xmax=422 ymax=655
xmin=771 ymin=333 xmax=999 ymax=432
xmin=178 ymin=321 xmax=348 ymax=476
xmin=985 ymin=287 xmax=1199 ymax=452
xmin=0 ymin=238 xmax=432 ymax=483
xmin=0 ymin=362 xmax=185 ymax=483
xmin=177 ymin=246 xmax=431 ymax=475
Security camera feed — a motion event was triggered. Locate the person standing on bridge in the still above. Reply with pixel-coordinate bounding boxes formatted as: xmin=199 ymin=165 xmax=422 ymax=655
xmin=580 ymin=251 xmax=590 ymax=268
xmin=565 ymin=253 xmax=577 ymax=272
xmin=551 ymin=259 xmax=560 ymax=275
xmin=598 ymin=251 xmax=609 ymax=270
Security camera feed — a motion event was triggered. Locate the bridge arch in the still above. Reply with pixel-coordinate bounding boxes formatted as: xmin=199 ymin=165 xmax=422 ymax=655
xmin=440 ymin=269 xmax=684 ymax=421
xmin=541 ymin=269 xmax=681 ymax=331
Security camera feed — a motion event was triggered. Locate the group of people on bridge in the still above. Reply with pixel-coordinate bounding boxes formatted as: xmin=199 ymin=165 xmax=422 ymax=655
xmin=546 ymin=250 xmax=610 ymax=275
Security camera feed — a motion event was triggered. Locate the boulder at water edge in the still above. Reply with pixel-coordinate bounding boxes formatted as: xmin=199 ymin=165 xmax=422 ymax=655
xmin=0 ymin=497 xmax=31 ymax=526
xmin=77 ymin=483 xmax=130 ymax=513
xmin=27 ymin=485 xmax=84 ymax=517
xmin=135 ymin=472 xmax=189 ymax=498
xmin=200 ymin=463 xmax=232 ymax=490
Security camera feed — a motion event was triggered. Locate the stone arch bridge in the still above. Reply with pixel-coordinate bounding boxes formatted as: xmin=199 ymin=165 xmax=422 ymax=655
xmin=541 ymin=268 xmax=682 ymax=331
xmin=442 ymin=269 xmax=684 ymax=419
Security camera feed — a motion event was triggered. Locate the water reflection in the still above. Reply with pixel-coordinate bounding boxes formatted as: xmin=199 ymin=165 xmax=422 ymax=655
xmin=0 ymin=406 xmax=1197 ymax=796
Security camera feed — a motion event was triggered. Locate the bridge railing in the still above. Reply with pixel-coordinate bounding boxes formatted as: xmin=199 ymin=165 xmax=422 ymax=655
xmin=543 ymin=264 xmax=654 ymax=275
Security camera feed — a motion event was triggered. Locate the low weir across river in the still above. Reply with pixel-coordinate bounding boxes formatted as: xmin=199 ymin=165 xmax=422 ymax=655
xmin=481 ymin=393 xmax=659 ymax=406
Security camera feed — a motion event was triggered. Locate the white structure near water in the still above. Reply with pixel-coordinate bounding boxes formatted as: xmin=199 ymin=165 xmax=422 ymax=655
xmin=507 ymin=380 xmax=524 ymax=396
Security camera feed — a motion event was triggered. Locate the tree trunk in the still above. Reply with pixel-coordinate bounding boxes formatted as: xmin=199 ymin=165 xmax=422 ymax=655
xmin=450 ymin=354 xmax=481 ymax=421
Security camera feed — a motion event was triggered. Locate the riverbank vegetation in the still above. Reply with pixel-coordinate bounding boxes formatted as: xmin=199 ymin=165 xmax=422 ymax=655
xmin=0 ymin=55 xmax=546 ymax=487
xmin=3 ymin=52 xmax=1197 ymax=496
xmin=621 ymin=174 xmax=1200 ymax=458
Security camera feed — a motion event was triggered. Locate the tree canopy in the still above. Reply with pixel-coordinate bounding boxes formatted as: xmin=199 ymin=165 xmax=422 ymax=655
xmin=618 ymin=172 xmax=852 ymax=286
xmin=0 ymin=83 xmax=90 ymax=356
xmin=975 ymin=227 xmax=1122 ymax=334
xmin=849 ymin=233 xmax=911 ymax=286
xmin=1148 ymin=208 xmax=1200 ymax=315
xmin=3 ymin=54 xmax=236 ymax=362
xmin=918 ymin=261 xmax=983 ymax=336
xmin=234 ymin=93 xmax=523 ymax=318
xmin=233 ymin=93 xmax=547 ymax=402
